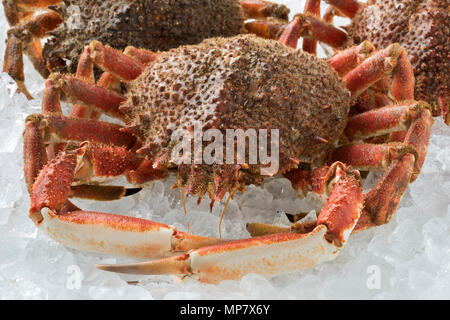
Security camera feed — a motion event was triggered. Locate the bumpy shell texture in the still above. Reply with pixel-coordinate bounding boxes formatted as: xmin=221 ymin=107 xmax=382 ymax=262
xmin=44 ymin=0 xmax=245 ymax=73
xmin=121 ymin=35 xmax=351 ymax=200
xmin=347 ymin=0 xmax=449 ymax=112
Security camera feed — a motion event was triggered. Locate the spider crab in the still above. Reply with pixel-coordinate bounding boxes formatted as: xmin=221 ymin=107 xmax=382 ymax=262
xmin=2 ymin=0 xmax=291 ymax=99
xmin=290 ymin=0 xmax=449 ymax=124
xmin=24 ymin=19 xmax=433 ymax=283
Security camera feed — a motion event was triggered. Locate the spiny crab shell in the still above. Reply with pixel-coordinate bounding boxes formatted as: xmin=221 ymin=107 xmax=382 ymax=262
xmin=44 ymin=0 xmax=247 ymax=74
xmin=120 ymin=35 xmax=351 ymax=201
xmin=346 ymin=0 xmax=449 ymax=114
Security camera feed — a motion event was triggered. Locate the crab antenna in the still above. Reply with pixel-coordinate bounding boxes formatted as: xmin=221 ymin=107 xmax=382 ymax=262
xmin=179 ymin=183 xmax=189 ymax=233
xmin=219 ymin=192 xmax=233 ymax=239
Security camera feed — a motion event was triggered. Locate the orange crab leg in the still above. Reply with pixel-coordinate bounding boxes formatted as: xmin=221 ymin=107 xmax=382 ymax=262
xmin=124 ymin=46 xmax=158 ymax=66
xmin=324 ymin=0 xmax=361 ymax=18
xmin=3 ymin=33 xmax=31 ymax=98
xmin=12 ymin=0 xmax=62 ymax=9
xmin=343 ymin=44 xmax=401 ymax=97
xmin=29 ymin=147 xmax=80 ymax=223
xmin=68 ymin=45 xmax=100 ymax=120
xmin=344 ymin=102 xmax=427 ymax=140
xmin=2 ymin=8 xmax=63 ymax=97
xmin=278 ymin=16 xmax=307 ymax=49
xmin=302 ymin=0 xmax=321 ymax=54
xmin=96 ymin=163 xmax=363 ymax=284
xmin=438 ymin=95 xmax=449 ymax=125
xmin=56 ymin=74 xmax=126 ymax=120
xmin=89 ymin=41 xmax=145 ymax=81
xmin=27 ymin=114 xmax=136 ymax=148
xmin=349 ymin=109 xmax=432 ymax=230
xmin=244 ymin=19 xmax=286 ymax=40
xmin=327 ymin=41 xmax=375 ymax=77
xmin=357 ymin=154 xmax=416 ymax=229
xmin=331 ymin=143 xmax=417 ymax=172
xmin=278 ymin=14 xmax=350 ymax=50
xmin=239 ymin=0 xmax=289 ymax=20
xmin=390 ymin=48 xmax=415 ymax=101
xmin=42 ymin=79 xmax=61 ymax=115
xmin=403 ymin=109 xmax=433 ymax=179
xmin=23 ymin=119 xmax=48 ymax=191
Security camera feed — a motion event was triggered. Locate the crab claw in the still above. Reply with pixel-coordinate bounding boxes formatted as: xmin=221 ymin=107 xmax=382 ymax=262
xmin=96 ymin=163 xmax=363 ymax=284
xmin=37 ymin=208 xmax=223 ymax=259
xmin=28 ymin=143 xmax=222 ymax=258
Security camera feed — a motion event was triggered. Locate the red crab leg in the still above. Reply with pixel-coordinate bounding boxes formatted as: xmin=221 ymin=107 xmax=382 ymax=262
xmin=23 ymin=118 xmax=48 ymax=191
xmin=344 ymin=101 xmax=428 ymax=140
xmin=239 ymin=0 xmax=289 ymax=20
xmin=26 ymin=114 xmax=136 ymax=148
xmin=89 ymin=41 xmax=145 ymax=81
xmin=69 ymin=45 xmax=104 ymax=120
xmin=3 ymin=11 xmax=62 ymax=99
xmin=331 ymin=143 xmax=418 ymax=172
xmin=11 ymin=0 xmax=62 ymax=9
xmin=54 ymin=74 xmax=126 ymax=120
xmin=344 ymin=109 xmax=432 ymax=230
xmin=124 ymin=46 xmax=159 ymax=66
xmin=244 ymin=19 xmax=287 ymax=40
xmin=324 ymin=0 xmax=362 ymax=19
xmin=42 ymin=79 xmax=61 ymax=115
xmin=390 ymin=48 xmax=415 ymax=102
xmin=355 ymin=154 xmax=416 ymax=230
xmin=343 ymin=44 xmax=401 ymax=97
xmin=278 ymin=16 xmax=307 ymax=49
xmin=96 ymin=164 xmax=364 ymax=284
xmin=327 ymin=41 xmax=375 ymax=77
xmin=3 ymin=33 xmax=31 ymax=98
xmin=299 ymin=14 xmax=349 ymax=49
xmin=302 ymin=0 xmax=321 ymax=54
xmin=278 ymin=14 xmax=349 ymax=50
xmin=438 ymin=95 xmax=449 ymax=125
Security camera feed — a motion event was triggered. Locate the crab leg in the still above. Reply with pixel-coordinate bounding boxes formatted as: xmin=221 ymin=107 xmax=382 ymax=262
xmin=239 ymin=0 xmax=290 ymax=21
xmin=390 ymin=48 xmax=415 ymax=101
xmin=343 ymin=44 xmax=402 ymax=97
xmin=26 ymin=114 xmax=136 ymax=148
xmin=331 ymin=143 xmax=417 ymax=172
xmin=3 ymin=33 xmax=31 ymax=98
xmin=302 ymin=0 xmax=321 ymax=54
xmin=2 ymin=9 xmax=63 ymax=97
xmin=23 ymin=119 xmax=48 ymax=191
xmin=89 ymin=41 xmax=145 ymax=81
xmin=244 ymin=19 xmax=287 ymax=40
xmin=344 ymin=101 xmax=428 ymax=140
xmin=339 ymin=109 xmax=433 ymax=230
xmin=438 ymin=95 xmax=449 ymax=125
xmin=324 ymin=0 xmax=361 ymax=19
xmin=327 ymin=41 xmax=375 ymax=77
xmin=54 ymin=75 xmax=126 ymax=120
xmin=97 ymin=164 xmax=363 ymax=284
xmin=124 ymin=46 xmax=158 ymax=66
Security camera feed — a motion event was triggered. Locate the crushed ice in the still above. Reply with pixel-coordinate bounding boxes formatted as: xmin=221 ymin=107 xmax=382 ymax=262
xmin=0 ymin=0 xmax=449 ymax=299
